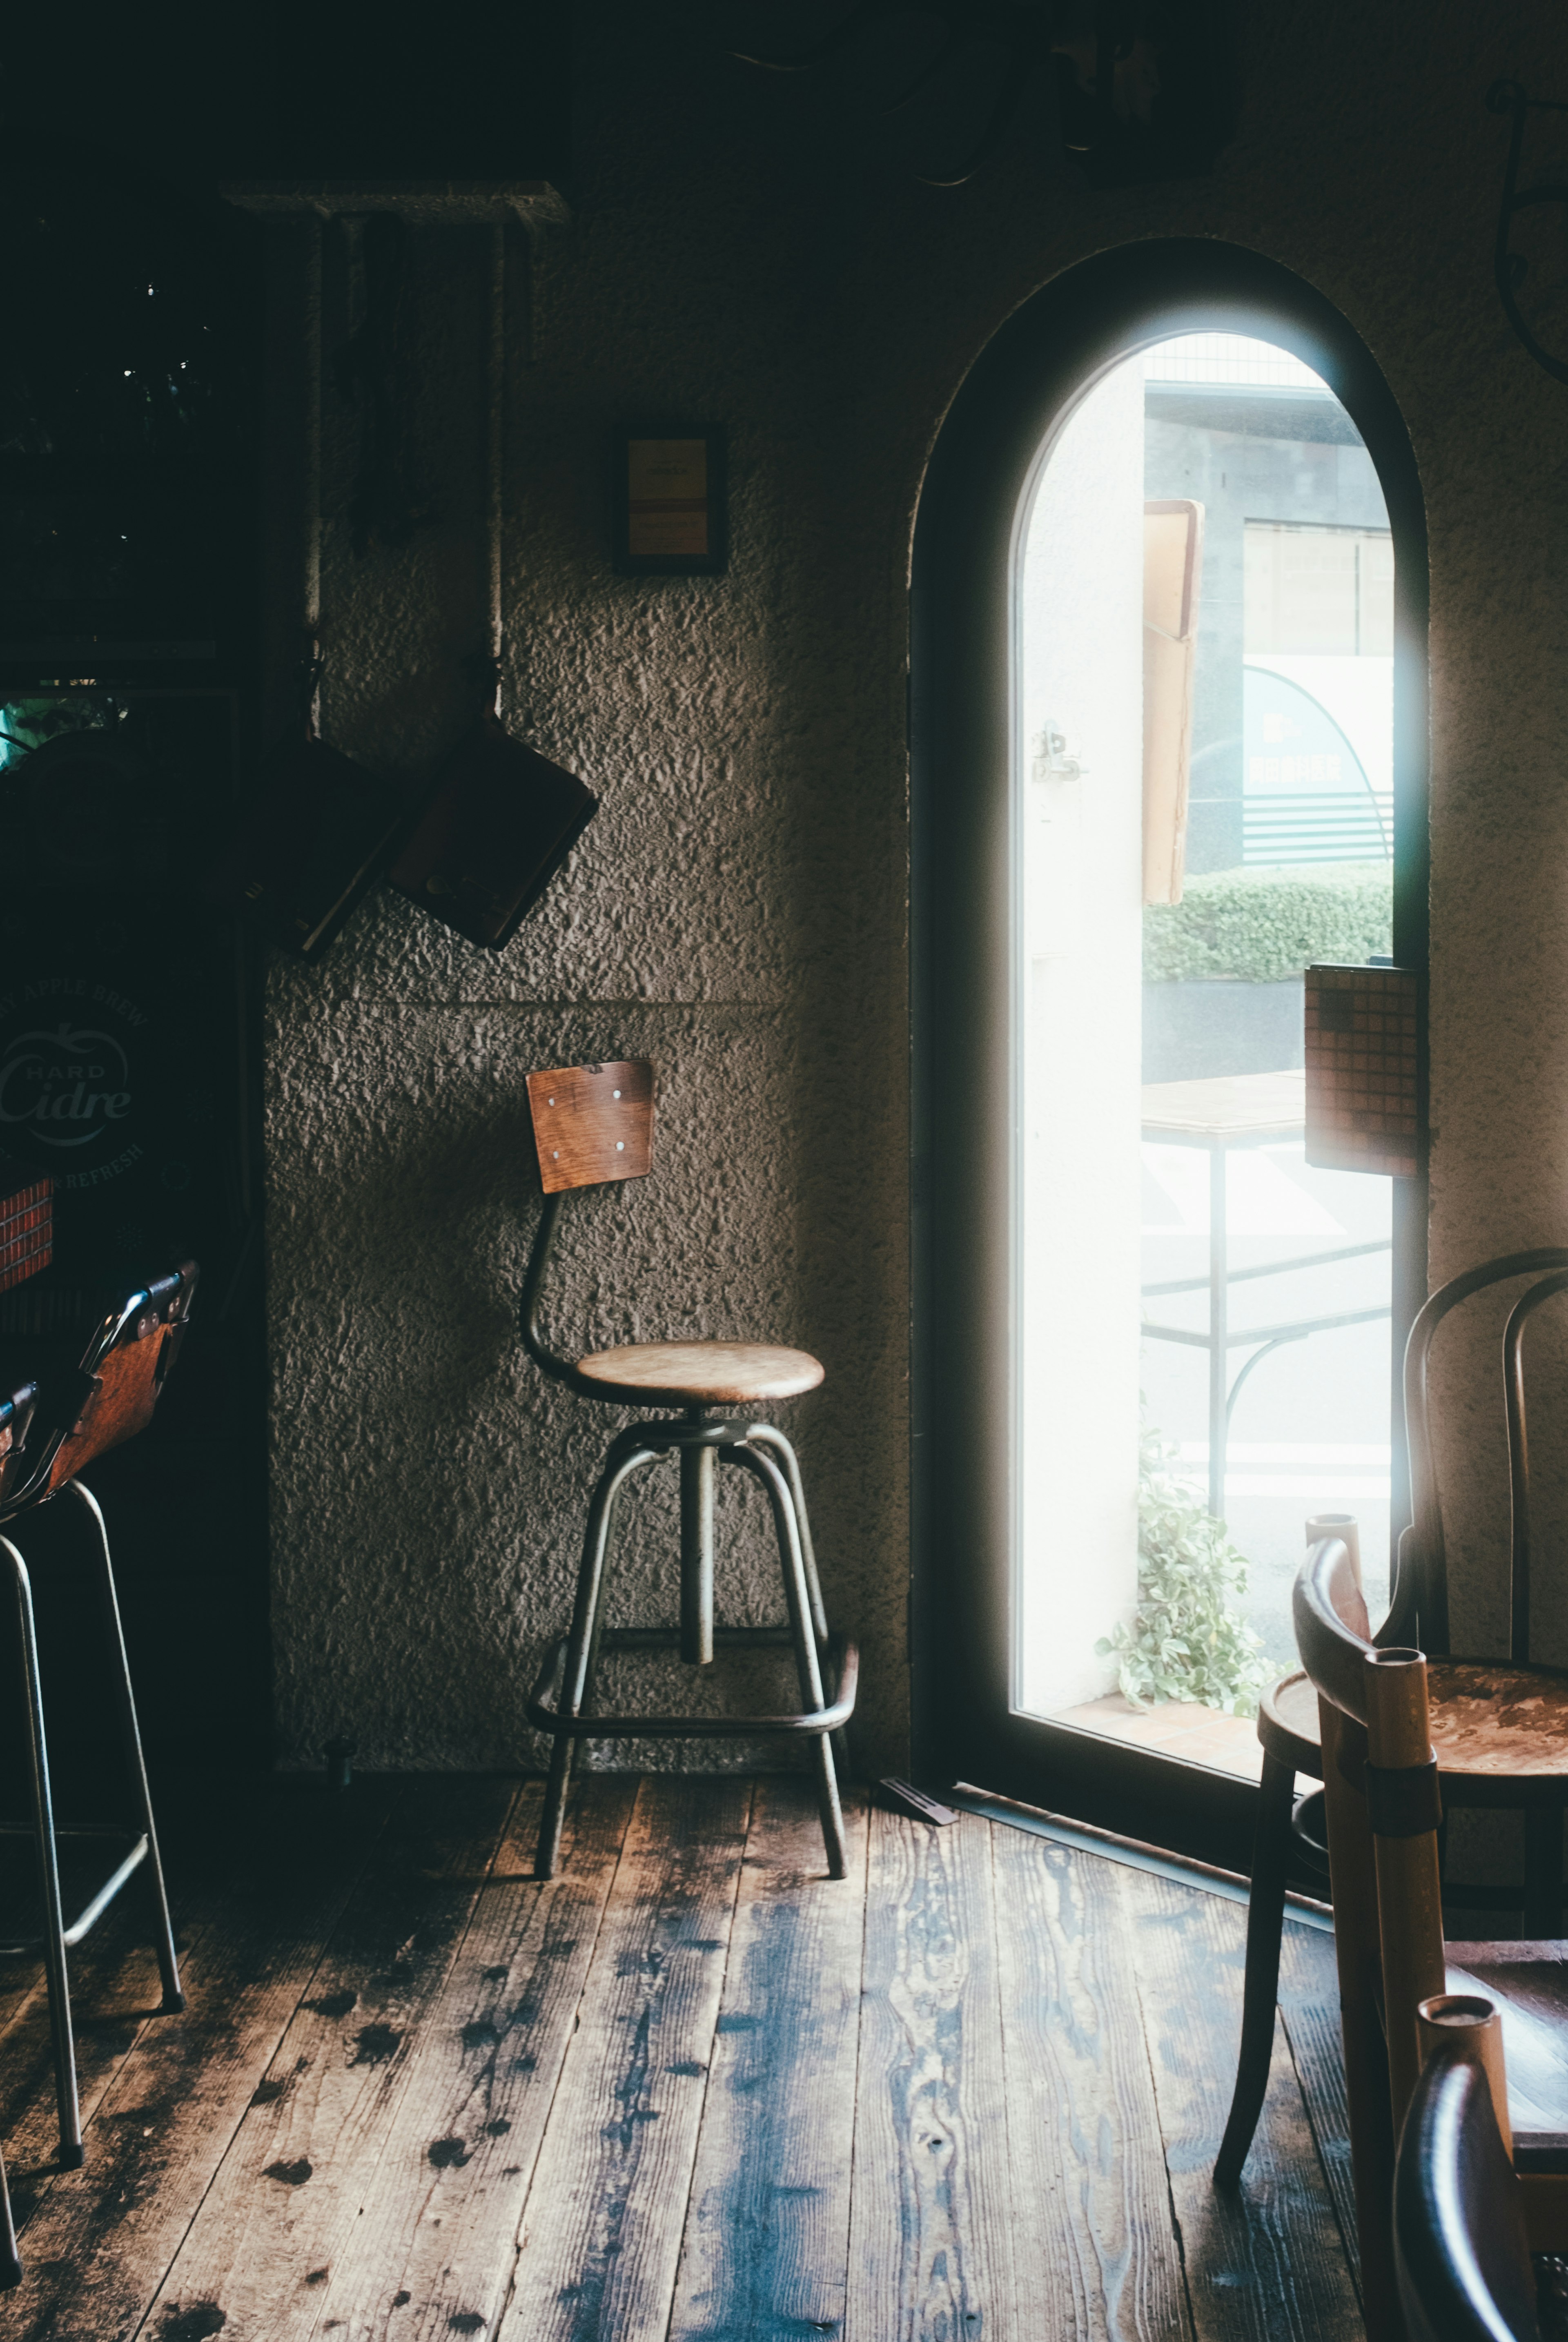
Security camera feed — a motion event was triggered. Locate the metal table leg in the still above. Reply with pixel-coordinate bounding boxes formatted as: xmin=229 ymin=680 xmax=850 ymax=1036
xmin=1208 ymin=1139 xmax=1228 ymax=1520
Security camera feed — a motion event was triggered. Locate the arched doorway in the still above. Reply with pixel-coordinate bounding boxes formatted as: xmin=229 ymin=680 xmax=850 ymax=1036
xmin=911 ymin=242 xmax=1428 ymax=1868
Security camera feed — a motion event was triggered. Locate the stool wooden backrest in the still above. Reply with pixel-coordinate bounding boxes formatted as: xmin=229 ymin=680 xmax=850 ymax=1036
xmin=43 ymin=1263 xmax=198 ymax=1496
xmin=0 ymin=1262 xmax=198 ymax=1515
xmin=526 ymin=1061 xmax=655 ymax=1193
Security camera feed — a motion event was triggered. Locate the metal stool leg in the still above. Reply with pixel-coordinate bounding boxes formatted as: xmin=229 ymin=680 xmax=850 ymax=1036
xmin=0 ymin=2141 xmax=19 ymax=2287
xmin=2 ymin=1534 xmax=84 ymax=2169
xmin=536 ymin=1434 xmax=661 ymax=1881
xmin=744 ymin=1424 xmax=853 ymax=1776
xmin=731 ymin=1444 xmax=847 ymax=1879
xmin=66 ymin=1483 xmax=183 ymax=2014
xmin=1215 ymin=1750 xmax=1295 ymax=2186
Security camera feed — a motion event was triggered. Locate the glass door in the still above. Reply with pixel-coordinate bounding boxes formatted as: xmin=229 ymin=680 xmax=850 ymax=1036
xmin=1016 ymin=331 xmax=1398 ymax=1795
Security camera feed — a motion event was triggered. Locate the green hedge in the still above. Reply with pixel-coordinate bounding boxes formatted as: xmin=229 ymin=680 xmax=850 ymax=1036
xmin=1143 ymin=863 xmax=1393 ymax=985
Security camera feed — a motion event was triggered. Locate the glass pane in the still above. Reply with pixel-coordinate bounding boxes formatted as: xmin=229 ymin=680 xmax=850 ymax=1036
xmin=1016 ymin=330 xmax=1393 ymax=1784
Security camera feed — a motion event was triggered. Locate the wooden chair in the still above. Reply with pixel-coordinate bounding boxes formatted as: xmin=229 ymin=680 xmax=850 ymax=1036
xmin=518 ymin=1061 xmax=857 ymax=1881
xmin=1394 ymin=2000 xmax=1542 ymax=2342
xmin=0 ymin=1263 xmax=198 ymax=2166
xmin=1217 ymin=1250 xmax=1568 ymax=2186
xmin=1296 ymin=1532 xmax=1568 ymax=2340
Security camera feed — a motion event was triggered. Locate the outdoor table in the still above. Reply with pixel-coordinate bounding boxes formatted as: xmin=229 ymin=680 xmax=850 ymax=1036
xmin=1140 ymin=1069 xmax=1390 ymax=1518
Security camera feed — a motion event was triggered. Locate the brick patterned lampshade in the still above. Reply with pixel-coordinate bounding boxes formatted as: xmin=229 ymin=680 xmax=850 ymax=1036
xmin=1305 ymin=964 xmax=1420 ymax=1177
xmin=0 ymin=1177 xmax=53 ymax=1294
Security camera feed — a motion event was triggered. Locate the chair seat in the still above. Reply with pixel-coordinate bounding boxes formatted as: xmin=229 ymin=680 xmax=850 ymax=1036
xmin=574 ymin=1341 xmax=825 ymax=1404
xmin=1260 ymin=1660 xmax=1568 ymax=1786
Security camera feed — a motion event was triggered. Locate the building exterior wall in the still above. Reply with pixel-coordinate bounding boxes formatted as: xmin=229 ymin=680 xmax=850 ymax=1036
xmin=262 ymin=1 xmax=1568 ymax=1776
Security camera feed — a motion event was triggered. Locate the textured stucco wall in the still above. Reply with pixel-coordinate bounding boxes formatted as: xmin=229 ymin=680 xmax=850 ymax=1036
xmin=265 ymin=0 xmax=1568 ymax=1775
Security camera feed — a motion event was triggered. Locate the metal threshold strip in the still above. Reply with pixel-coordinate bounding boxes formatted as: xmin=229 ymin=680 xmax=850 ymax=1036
xmin=948 ymin=1783 xmax=1334 ymax=1933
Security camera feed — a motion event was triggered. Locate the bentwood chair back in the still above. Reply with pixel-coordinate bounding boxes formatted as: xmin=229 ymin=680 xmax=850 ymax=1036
xmin=1395 ymin=2017 xmax=1541 ymax=2342
xmin=1395 ymin=1246 xmax=1568 ymax=1658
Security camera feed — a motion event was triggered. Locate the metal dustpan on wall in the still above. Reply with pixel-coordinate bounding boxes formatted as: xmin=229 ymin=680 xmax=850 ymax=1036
xmin=389 ymin=658 xmax=598 ymax=950
xmin=203 ymin=645 xmax=408 ymax=958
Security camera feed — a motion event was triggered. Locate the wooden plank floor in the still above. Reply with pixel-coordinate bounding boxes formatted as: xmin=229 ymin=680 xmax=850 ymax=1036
xmin=0 ymin=1775 xmax=1364 ymax=2341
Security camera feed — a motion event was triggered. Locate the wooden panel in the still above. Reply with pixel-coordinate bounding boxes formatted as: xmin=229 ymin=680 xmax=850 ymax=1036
xmin=3 ymin=1778 xmax=402 ymax=2340
xmin=497 ymin=1776 xmax=752 ymax=2342
xmin=845 ymin=1807 xmax=1017 ymax=2336
xmin=668 ymin=1778 xmax=869 ymax=2341
xmin=302 ymin=1775 xmax=637 ymax=2342
xmin=1122 ymin=1865 xmax=1364 ymax=2342
xmin=990 ymin=1823 xmax=1189 ymax=2340
xmin=137 ymin=1774 xmax=519 ymax=2338
xmin=1143 ymin=499 xmax=1204 ymax=906
xmin=527 ymin=1060 xmax=654 ymax=1193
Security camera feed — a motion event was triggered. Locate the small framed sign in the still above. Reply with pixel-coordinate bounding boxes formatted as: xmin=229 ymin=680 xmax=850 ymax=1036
xmin=612 ymin=424 xmax=727 ymax=575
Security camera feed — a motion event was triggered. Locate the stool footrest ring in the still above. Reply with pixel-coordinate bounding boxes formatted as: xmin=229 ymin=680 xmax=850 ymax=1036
xmin=0 ymin=1824 xmax=148 ymax=1954
xmin=527 ymin=1631 xmax=858 ymax=1738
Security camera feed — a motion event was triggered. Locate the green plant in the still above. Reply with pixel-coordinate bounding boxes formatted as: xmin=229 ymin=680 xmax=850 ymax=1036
xmin=1095 ymin=1426 xmax=1270 ymax=1715
xmin=1143 ymin=862 xmax=1393 ymax=985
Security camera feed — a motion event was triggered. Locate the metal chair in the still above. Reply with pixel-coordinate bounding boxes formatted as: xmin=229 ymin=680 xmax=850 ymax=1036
xmin=1217 ymin=1250 xmax=1568 ymax=2188
xmin=518 ymin=1060 xmax=857 ymax=1882
xmin=0 ymin=1263 xmax=198 ymax=2166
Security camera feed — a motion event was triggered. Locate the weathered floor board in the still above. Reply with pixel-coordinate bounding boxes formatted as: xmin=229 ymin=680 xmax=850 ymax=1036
xmin=0 ymin=1780 xmax=1365 ymax=2342
xmin=668 ymin=1778 xmax=870 ymax=2342
xmin=846 ymin=1803 xmax=1018 ymax=2338
xmin=306 ymin=1774 xmax=637 ymax=2342
xmin=140 ymin=1773 xmax=520 ymax=2342
xmin=1123 ymin=1870 xmax=1363 ymax=2342
xmin=1278 ymin=1916 xmax=1361 ymax=2305
xmin=4 ymin=1776 xmax=401 ymax=2342
xmin=991 ymin=1822 xmax=1191 ymax=2342
xmin=497 ymin=1776 xmax=754 ymax=2342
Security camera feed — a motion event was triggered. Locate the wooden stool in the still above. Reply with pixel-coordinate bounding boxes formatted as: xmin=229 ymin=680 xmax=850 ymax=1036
xmin=0 ymin=1265 xmax=197 ymax=2166
xmin=518 ymin=1061 xmax=856 ymax=1882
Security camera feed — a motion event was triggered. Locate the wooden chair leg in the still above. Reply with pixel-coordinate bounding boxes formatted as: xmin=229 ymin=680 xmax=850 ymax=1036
xmin=732 ymin=1443 xmax=847 ymax=1880
xmin=1524 ymin=1804 xmax=1564 ymax=1939
xmin=1215 ymin=1750 xmax=1295 ymax=2186
xmin=535 ymin=1435 xmax=659 ymax=1881
xmin=1320 ymin=1698 xmax=1403 ymax=2341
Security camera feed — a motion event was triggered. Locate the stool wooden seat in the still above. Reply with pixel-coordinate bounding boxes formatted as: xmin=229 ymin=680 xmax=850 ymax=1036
xmin=519 ymin=1059 xmax=855 ymax=1883
xmin=575 ymin=1342 xmax=825 ymax=1405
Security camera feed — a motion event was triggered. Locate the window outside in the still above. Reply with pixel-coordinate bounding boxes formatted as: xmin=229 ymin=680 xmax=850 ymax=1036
xmin=1016 ymin=332 xmax=1394 ymax=1782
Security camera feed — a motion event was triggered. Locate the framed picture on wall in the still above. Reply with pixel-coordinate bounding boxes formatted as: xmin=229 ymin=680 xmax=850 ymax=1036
xmin=612 ymin=423 xmax=727 ymax=575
